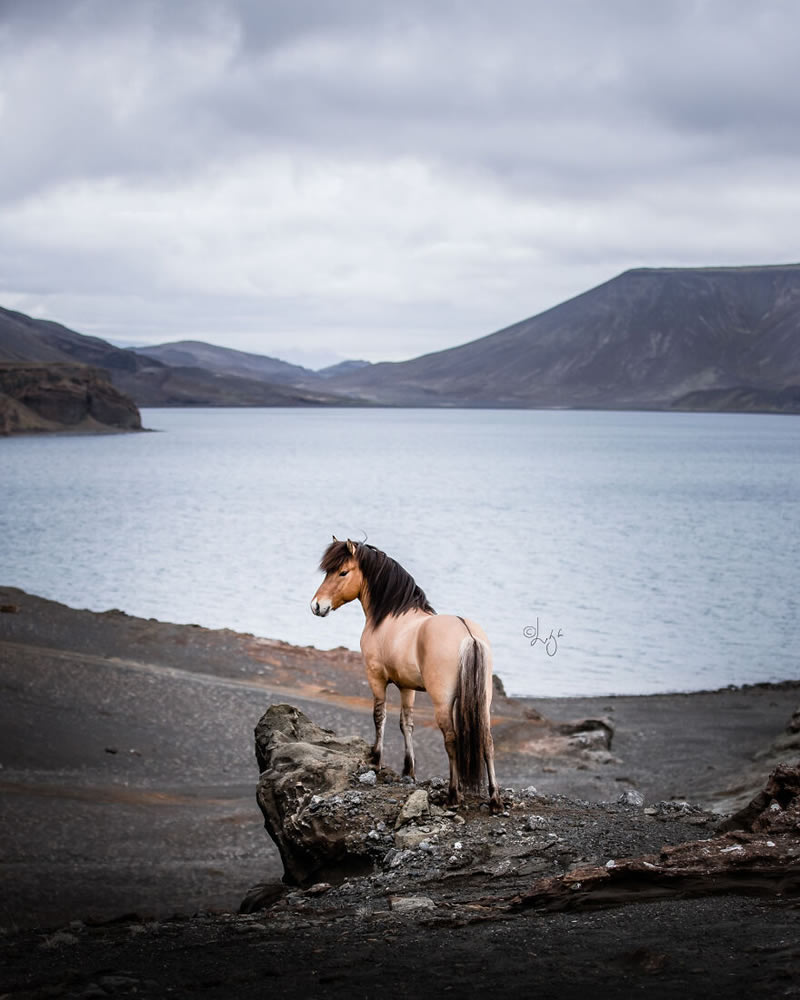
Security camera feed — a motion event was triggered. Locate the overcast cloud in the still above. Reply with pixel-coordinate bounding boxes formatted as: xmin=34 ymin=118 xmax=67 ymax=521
xmin=1 ymin=0 xmax=798 ymax=366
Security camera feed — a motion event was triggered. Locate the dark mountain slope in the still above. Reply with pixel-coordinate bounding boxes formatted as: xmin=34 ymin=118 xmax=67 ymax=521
xmin=323 ymin=265 xmax=800 ymax=409
xmin=132 ymin=340 xmax=314 ymax=384
xmin=0 ymin=305 xmax=159 ymax=374
xmin=111 ymin=364 xmax=364 ymax=407
xmin=316 ymin=359 xmax=372 ymax=378
xmin=0 ymin=309 xmax=363 ymax=407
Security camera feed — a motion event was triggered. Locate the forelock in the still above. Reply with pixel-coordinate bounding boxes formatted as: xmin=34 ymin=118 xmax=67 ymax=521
xmin=319 ymin=540 xmax=354 ymax=573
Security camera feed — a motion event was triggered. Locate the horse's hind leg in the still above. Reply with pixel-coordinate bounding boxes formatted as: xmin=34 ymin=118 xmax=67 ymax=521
xmin=399 ymin=687 xmax=416 ymax=779
xmin=368 ymin=678 xmax=388 ymax=769
xmin=434 ymin=705 xmax=461 ymax=807
xmin=484 ymin=730 xmax=502 ymax=814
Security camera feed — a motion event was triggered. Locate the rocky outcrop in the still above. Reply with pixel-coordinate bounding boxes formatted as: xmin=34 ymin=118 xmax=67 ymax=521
xmin=706 ymin=701 xmax=800 ymax=814
xmin=517 ymin=762 xmax=800 ymax=912
xmin=251 ymin=704 xmax=800 ymax=919
xmin=0 ymin=363 xmax=142 ymax=434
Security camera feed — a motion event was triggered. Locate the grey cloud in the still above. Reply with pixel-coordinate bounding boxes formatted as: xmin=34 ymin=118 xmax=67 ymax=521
xmin=1 ymin=1 xmax=798 ymax=361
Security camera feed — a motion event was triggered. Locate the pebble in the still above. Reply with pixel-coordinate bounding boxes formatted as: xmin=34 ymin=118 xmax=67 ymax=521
xmin=359 ymin=770 xmax=377 ymax=786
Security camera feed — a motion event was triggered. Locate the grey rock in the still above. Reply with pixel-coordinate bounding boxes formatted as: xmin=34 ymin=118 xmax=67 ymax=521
xmin=254 ymin=704 xmax=375 ymax=884
xmin=395 ymin=789 xmax=430 ymax=828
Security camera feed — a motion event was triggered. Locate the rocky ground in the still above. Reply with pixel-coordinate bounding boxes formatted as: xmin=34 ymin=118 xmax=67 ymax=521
xmin=1 ymin=586 xmax=799 ymax=998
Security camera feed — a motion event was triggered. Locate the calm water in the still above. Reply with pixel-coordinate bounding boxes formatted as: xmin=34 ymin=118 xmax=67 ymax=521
xmin=1 ymin=408 xmax=798 ymax=697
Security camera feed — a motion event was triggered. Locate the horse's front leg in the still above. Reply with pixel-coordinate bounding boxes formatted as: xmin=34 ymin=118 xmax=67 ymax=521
xmin=399 ymin=687 xmax=416 ymax=779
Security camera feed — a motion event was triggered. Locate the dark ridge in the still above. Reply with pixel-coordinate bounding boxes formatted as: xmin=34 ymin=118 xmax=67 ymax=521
xmin=319 ymin=541 xmax=435 ymax=628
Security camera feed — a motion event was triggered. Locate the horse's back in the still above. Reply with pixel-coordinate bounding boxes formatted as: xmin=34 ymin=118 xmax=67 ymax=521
xmin=417 ymin=613 xmax=490 ymax=651
xmin=415 ymin=614 xmax=492 ymax=706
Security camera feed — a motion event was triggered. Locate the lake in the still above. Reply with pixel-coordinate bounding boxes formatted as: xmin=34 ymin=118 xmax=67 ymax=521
xmin=1 ymin=408 xmax=798 ymax=697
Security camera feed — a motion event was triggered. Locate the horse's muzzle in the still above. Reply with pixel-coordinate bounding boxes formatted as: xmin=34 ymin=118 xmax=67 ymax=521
xmin=310 ymin=599 xmax=331 ymax=617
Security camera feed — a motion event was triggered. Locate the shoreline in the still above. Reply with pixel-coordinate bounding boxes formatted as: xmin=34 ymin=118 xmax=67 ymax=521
xmin=2 ymin=585 xmax=799 ymax=997
xmin=2 ymin=584 xmax=795 ymax=702
xmin=1 ymin=584 xmax=798 ymax=927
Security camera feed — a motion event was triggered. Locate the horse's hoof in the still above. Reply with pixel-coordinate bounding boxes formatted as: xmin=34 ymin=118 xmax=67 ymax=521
xmin=488 ymin=797 xmax=503 ymax=815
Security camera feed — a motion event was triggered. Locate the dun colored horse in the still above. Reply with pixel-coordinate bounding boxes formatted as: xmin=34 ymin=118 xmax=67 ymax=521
xmin=310 ymin=537 xmax=501 ymax=812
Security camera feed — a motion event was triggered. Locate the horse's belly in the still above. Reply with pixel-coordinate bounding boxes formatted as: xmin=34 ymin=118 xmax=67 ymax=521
xmin=389 ymin=663 xmax=425 ymax=692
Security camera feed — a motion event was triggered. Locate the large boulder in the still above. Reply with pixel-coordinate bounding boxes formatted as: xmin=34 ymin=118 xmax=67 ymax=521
xmin=253 ymin=704 xmax=501 ymax=886
xmin=254 ymin=704 xmax=391 ymax=884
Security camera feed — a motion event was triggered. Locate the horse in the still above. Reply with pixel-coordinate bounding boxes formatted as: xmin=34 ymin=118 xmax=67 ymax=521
xmin=310 ymin=537 xmax=501 ymax=813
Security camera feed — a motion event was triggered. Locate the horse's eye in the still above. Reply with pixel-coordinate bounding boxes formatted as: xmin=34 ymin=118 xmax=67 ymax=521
xmin=339 ymin=570 xmax=349 ymax=577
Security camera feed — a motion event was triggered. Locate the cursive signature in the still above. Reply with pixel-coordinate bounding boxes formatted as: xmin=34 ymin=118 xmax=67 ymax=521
xmin=523 ymin=619 xmax=563 ymax=656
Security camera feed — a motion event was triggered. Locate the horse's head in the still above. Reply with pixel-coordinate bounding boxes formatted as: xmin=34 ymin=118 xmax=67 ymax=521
xmin=310 ymin=537 xmax=364 ymax=617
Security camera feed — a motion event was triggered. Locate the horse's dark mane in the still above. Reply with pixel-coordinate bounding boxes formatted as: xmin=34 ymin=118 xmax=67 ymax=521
xmin=319 ymin=541 xmax=435 ymax=627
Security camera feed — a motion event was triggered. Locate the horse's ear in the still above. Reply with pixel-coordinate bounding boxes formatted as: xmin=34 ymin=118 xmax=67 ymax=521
xmin=332 ymin=534 xmax=339 ymax=542
xmin=346 ymin=539 xmax=357 ymax=556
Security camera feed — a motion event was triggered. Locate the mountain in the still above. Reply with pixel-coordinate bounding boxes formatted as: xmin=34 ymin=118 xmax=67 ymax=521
xmin=111 ymin=364 xmax=360 ymax=408
xmin=131 ymin=340 xmax=314 ymax=384
xmin=4 ymin=264 xmax=799 ymax=413
xmin=0 ymin=305 xmax=150 ymax=373
xmin=321 ymin=265 xmax=800 ymax=411
xmin=0 ymin=308 xmax=363 ymax=408
xmin=316 ymin=359 xmax=373 ymax=378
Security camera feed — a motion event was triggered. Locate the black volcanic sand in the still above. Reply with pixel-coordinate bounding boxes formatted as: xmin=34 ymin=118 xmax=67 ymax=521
xmin=1 ymin=586 xmax=799 ymax=998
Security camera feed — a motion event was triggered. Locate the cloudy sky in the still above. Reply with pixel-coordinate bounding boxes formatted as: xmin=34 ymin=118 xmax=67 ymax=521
xmin=1 ymin=1 xmax=798 ymax=368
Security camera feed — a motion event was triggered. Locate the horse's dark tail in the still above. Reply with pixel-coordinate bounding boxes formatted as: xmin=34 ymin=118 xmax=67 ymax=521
xmin=453 ymin=634 xmax=492 ymax=792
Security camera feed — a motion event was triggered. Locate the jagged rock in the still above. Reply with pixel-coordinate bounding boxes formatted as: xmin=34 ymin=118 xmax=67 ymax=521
xmin=718 ymin=762 xmax=800 ymax=835
xmin=514 ymin=828 xmax=800 ymax=912
xmin=769 ymin=707 xmax=800 ymax=754
xmin=395 ymin=789 xmax=430 ymax=828
xmin=494 ymin=715 xmax=618 ymax=768
xmin=514 ymin=764 xmax=800 ymax=913
xmin=617 ymin=790 xmax=645 ymax=807
xmin=492 ymin=674 xmax=507 ymax=699
xmin=254 ymin=704 xmax=380 ymax=884
xmin=558 ymin=718 xmax=615 ymax=749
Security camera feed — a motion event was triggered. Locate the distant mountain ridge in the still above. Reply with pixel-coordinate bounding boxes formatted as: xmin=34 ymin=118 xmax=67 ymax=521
xmin=0 ymin=308 xmax=365 ymax=408
xmin=320 ymin=264 xmax=800 ymax=411
xmin=2 ymin=263 xmax=799 ymax=412
xmin=316 ymin=359 xmax=372 ymax=378
xmin=132 ymin=340 xmax=314 ymax=383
